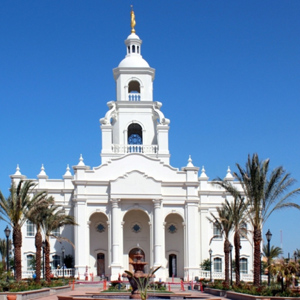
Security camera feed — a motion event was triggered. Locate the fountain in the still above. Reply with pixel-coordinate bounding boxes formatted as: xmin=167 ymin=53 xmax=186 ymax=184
xmin=122 ymin=248 xmax=157 ymax=299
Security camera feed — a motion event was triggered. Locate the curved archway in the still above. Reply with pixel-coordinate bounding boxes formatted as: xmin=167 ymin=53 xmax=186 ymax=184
xmin=128 ymin=80 xmax=140 ymax=93
xmin=165 ymin=213 xmax=184 ymax=279
xmin=123 ymin=209 xmax=150 ymax=272
xmin=89 ymin=212 xmax=109 ymax=276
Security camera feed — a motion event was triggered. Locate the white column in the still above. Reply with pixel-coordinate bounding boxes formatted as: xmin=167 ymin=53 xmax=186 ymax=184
xmin=87 ymin=221 xmax=91 ymax=271
xmin=153 ymin=199 xmax=163 ymax=267
xmin=74 ymin=199 xmax=87 ymax=279
xmin=153 ymin=199 xmax=165 ymax=280
xmin=110 ymin=198 xmax=122 ymax=280
xmin=185 ymin=200 xmax=200 ymax=280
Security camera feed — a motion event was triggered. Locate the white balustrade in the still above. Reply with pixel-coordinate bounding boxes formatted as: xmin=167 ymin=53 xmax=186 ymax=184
xmin=128 ymin=93 xmax=141 ymax=101
xmin=197 ymin=271 xmax=268 ymax=283
xmin=22 ymin=268 xmax=75 ymax=279
xmin=112 ymin=144 xmax=158 ymax=154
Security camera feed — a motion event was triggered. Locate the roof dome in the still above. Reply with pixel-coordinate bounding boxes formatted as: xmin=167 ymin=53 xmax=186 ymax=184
xmin=118 ymin=56 xmax=149 ymax=68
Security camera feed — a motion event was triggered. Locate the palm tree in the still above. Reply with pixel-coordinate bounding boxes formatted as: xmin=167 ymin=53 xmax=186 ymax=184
xmin=208 ymin=203 xmax=233 ymax=287
xmin=213 ymin=178 xmax=248 ymax=285
xmin=27 ymin=197 xmax=54 ymax=283
xmin=0 ymin=238 xmax=12 ymax=271
xmin=270 ymin=259 xmax=299 ymax=292
xmin=224 ymin=197 xmax=247 ymax=286
xmin=218 ymin=153 xmax=300 ymax=286
xmin=0 ymin=180 xmax=47 ymax=281
xmin=41 ymin=201 xmax=77 ymax=282
xmin=262 ymin=245 xmax=283 ymax=262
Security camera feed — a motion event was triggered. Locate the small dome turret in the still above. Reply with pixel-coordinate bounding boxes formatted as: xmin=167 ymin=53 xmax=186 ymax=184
xmin=118 ymin=9 xmax=150 ymax=68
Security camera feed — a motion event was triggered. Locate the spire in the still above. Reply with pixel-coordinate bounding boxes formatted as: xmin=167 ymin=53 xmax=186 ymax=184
xmin=199 ymin=166 xmax=209 ymax=181
xmin=224 ymin=166 xmax=234 ymax=181
xmin=63 ymin=164 xmax=73 ymax=179
xmin=38 ymin=164 xmax=48 ymax=179
xmin=130 ymin=6 xmax=136 ymax=33
xmin=77 ymin=154 xmax=85 ymax=166
xmin=186 ymin=155 xmax=194 ymax=167
xmin=14 ymin=164 xmax=21 ymax=175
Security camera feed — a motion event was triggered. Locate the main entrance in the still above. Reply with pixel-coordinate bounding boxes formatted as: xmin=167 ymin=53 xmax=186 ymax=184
xmin=97 ymin=253 xmax=105 ymax=276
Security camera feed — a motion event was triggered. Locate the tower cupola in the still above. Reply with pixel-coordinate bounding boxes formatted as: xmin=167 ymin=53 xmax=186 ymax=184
xmin=113 ymin=8 xmax=155 ymax=102
xmin=101 ymin=9 xmax=170 ymax=165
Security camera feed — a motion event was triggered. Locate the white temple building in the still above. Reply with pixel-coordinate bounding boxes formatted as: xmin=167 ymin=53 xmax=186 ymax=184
xmin=11 ymin=11 xmax=253 ymax=281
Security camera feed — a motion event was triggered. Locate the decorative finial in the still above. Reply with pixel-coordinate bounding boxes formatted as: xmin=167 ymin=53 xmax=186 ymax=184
xmin=15 ymin=164 xmax=21 ymax=175
xmin=199 ymin=165 xmax=209 ymax=180
xmin=187 ymin=155 xmax=194 ymax=167
xmin=224 ymin=166 xmax=234 ymax=181
xmin=130 ymin=6 xmax=136 ymax=33
xmin=39 ymin=164 xmax=46 ymax=176
xmin=64 ymin=164 xmax=72 ymax=177
xmin=78 ymin=154 xmax=85 ymax=166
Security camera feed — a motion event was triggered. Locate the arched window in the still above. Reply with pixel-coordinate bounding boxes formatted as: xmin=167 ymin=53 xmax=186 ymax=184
xmin=213 ymin=222 xmax=222 ymax=238
xmin=128 ymin=124 xmax=142 ymax=152
xmin=26 ymin=220 xmax=34 ymax=237
xmin=128 ymin=80 xmax=141 ymax=101
xmin=240 ymin=258 xmax=248 ymax=274
xmin=213 ymin=257 xmax=222 ymax=272
xmin=27 ymin=254 xmax=35 ymax=270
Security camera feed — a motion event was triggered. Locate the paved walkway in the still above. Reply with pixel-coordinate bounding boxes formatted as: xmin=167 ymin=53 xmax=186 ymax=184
xmin=35 ymin=284 xmax=227 ymax=300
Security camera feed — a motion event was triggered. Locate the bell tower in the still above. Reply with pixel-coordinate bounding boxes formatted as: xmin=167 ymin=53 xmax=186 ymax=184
xmin=100 ymin=9 xmax=170 ymax=164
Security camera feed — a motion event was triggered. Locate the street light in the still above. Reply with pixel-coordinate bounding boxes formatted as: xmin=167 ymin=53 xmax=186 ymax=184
xmin=209 ymin=249 xmax=213 ymax=282
xmin=42 ymin=240 xmax=46 ymax=279
xmin=266 ymin=229 xmax=272 ymax=286
xmin=61 ymin=246 xmax=65 ymax=279
xmin=4 ymin=226 xmax=11 ymax=282
xmin=294 ymin=251 xmax=297 ymax=263
xmin=229 ymin=243 xmax=233 ymax=286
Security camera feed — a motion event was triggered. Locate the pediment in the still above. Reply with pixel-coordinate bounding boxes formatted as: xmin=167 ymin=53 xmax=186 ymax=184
xmin=110 ymin=170 xmax=161 ymax=199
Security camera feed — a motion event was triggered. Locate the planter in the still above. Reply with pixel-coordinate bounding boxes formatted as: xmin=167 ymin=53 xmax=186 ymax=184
xmin=0 ymin=288 xmax=50 ymax=300
xmin=7 ymin=295 xmax=17 ymax=300
xmin=204 ymin=287 xmax=227 ymax=297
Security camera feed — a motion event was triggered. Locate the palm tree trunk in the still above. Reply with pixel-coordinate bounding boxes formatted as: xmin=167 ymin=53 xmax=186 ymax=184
xmin=35 ymin=229 xmax=42 ymax=283
xmin=253 ymin=226 xmax=262 ymax=286
xmin=224 ymin=239 xmax=230 ymax=288
xmin=45 ymin=238 xmax=51 ymax=283
xmin=234 ymin=231 xmax=241 ymax=286
xmin=13 ymin=225 xmax=22 ymax=282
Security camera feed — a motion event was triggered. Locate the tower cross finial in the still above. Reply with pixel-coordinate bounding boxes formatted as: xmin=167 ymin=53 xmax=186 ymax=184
xmin=130 ymin=5 xmax=136 ymax=33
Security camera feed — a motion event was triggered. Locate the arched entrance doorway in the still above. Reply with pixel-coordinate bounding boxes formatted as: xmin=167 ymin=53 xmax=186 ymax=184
xmin=169 ymin=254 xmax=177 ymax=277
xmin=165 ymin=213 xmax=184 ymax=278
xmin=97 ymin=253 xmax=105 ymax=276
xmin=89 ymin=212 xmax=108 ymax=277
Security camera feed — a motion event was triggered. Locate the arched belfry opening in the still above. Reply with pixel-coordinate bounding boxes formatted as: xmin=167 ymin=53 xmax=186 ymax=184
xmin=128 ymin=123 xmax=142 ymax=145
xmin=128 ymin=80 xmax=141 ymax=101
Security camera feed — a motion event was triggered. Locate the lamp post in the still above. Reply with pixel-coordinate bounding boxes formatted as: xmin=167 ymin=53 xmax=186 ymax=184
xmin=4 ymin=226 xmax=11 ymax=282
xmin=294 ymin=251 xmax=297 ymax=263
xmin=209 ymin=249 xmax=212 ymax=282
xmin=42 ymin=240 xmax=46 ymax=279
xmin=229 ymin=243 xmax=233 ymax=286
xmin=266 ymin=229 xmax=272 ymax=287
xmin=61 ymin=246 xmax=65 ymax=279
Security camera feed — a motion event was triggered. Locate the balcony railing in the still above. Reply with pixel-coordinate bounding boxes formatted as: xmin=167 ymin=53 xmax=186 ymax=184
xmin=128 ymin=93 xmax=141 ymax=101
xmin=112 ymin=144 xmax=158 ymax=154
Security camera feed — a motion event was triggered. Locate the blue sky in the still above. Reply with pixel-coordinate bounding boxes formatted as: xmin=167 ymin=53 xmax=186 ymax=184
xmin=0 ymin=1 xmax=299 ymax=256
